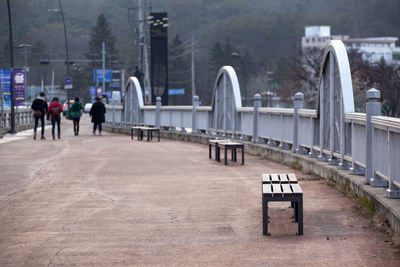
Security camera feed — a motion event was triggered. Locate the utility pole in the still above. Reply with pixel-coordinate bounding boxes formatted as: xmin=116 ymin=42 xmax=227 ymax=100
xmin=58 ymin=0 xmax=70 ymax=108
xmin=102 ymin=42 xmax=106 ymax=99
xmin=129 ymin=0 xmax=152 ymax=104
xmin=6 ymin=0 xmax=16 ymax=134
xmin=138 ymin=0 xmax=144 ymax=71
xmin=191 ymin=34 xmax=196 ymax=105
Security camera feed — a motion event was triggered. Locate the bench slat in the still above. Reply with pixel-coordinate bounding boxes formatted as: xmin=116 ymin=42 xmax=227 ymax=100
xmin=262 ymin=174 xmax=271 ymax=183
xmin=291 ymin=183 xmax=303 ymax=196
xmin=288 ymin=173 xmax=298 ymax=183
xmin=262 ymin=184 xmax=273 ymax=196
xmin=281 ymin=184 xmax=292 ymax=196
xmin=272 ymin=184 xmax=282 ymax=196
xmin=270 ymin=173 xmax=280 ymax=184
xmin=278 ymin=173 xmax=289 ymax=183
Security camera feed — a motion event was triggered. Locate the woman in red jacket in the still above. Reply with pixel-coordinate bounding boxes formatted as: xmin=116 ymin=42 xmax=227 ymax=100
xmin=47 ymin=97 xmax=64 ymax=140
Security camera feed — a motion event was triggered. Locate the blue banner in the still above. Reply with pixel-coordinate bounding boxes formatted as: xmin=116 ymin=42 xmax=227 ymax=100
xmin=90 ymin=86 xmax=96 ymax=103
xmin=0 ymin=69 xmax=11 ymax=108
xmin=168 ymin=88 xmax=185 ymax=95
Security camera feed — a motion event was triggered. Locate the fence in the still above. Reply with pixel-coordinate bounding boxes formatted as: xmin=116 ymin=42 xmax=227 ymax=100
xmin=104 ymin=40 xmax=400 ymax=199
xmin=0 ymin=108 xmax=35 ymax=135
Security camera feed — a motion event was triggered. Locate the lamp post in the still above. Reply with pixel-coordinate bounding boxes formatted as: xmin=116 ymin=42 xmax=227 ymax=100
xmin=231 ymin=52 xmax=249 ymax=106
xmin=49 ymin=0 xmax=70 ymax=107
xmin=6 ymin=0 xmax=16 ymax=134
xmin=17 ymin=44 xmax=32 ymax=102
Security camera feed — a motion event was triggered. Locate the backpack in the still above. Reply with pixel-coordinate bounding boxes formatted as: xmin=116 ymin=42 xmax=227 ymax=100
xmin=51 ymin=106 xmax=61 ymax=116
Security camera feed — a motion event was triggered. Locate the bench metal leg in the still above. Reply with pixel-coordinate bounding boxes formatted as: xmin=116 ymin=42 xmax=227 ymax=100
xmin=231 ymin=148 xmax=234 ymax=161
xmin=241 ymin=147 xmax=244 ymax=165
xmin=224 ymin=147 xmax=228 ymax=165
xmin=262 ymin=199 xmax=270 ymax=235
xmin=216 ymin=145 xmax=220 ymax=162
xmin=209 ymin=144 xmax=212 ymax=159
xmin=158 ymin=130 xmax=160 ymax=142
xmin=147 ymin=130 xmax=150 ymax=142
xmin=131 ymin=128 xmax=133 ymax=140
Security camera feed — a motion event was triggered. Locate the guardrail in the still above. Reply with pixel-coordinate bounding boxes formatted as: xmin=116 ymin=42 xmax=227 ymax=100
xmin=105 ymin=88 xmax=400 ymax=199
xmin=104 ymin=41 xmax=400 ymax=199
xmin=0 ymin=108 xmax=35 ymax=135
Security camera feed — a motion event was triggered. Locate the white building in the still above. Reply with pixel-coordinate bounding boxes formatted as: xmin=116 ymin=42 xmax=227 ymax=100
xmin=301 ymin=26 xmax=400 ymax=64
xmin=301 ymin=26 xmax=348 ymax=50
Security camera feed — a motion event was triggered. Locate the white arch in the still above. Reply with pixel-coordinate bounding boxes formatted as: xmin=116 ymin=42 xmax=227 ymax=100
xmin=318 ymin=40 xmax=354 ymax=114
xmin=211 ymin=66 xmax=242 ymax=109
xmin=210 ymin=66 xmax=242 ymax=135
xmin=124 ymin=77 xmax=144 ymax=123
xmin=317 ymin=40 xmax=354 ymax=165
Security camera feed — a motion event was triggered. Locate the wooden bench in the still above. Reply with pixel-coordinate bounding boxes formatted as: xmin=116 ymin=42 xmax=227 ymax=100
xmin=131 ymin=126 xmax=160 ymax=142
xmin=218 ymin=142 xmax=245 ymax=165
xmin=261 ymin=173 xmax=303 ymax=235
xmin=208 ymin=139 xmax=230 ymax=162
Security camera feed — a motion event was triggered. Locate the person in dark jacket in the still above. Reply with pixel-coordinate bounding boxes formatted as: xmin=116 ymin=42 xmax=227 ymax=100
xmin=31 ymin=92 xmax=48 ymax=140
xmin=90 ymin=97 xmax=106 ymax=136
xmin=47 ymin=97 xmax=63 ymax=140
xmin=69 ymin=97 xmax=84 ymax=136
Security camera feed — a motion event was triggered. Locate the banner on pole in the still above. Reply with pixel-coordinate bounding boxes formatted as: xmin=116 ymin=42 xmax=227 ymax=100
xmin=13 ymin=69 xmax=26 ymax=105
xmin=0 ymin=69 xmax=11 ymax=108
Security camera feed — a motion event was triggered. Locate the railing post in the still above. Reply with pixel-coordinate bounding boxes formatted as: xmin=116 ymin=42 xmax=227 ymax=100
xmin=252 ymin=94 xmax=261 ymax=143
xmin=155 ymin=96 xmax=161 ymax=129
xmin=192 ymin=95 xmax=199 ymax=134
xmin=366 ymin=88 xmax=385 ymax=186
xmin=292 ymin=92 xmax=304 ymax=153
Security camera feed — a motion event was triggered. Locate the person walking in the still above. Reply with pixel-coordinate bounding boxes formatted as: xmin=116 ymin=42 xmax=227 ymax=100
xmin=31 ymin=92 xmax=48 ymax=140
xmin=90 ymin=97 xmax=106 ymax=136
xmin=47 ymin=97 xmax=63 ymax=140
xmin=69 ymin=97 xmax=84 ymax=136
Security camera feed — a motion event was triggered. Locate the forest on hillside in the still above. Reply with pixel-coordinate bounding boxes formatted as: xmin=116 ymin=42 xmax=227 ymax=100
xmin=1 ymin=0 xmax=400 ymax=109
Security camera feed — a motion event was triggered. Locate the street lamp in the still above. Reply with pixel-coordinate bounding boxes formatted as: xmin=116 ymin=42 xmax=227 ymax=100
xmin=49 ymin=0 xmax=71 ymax=108
xmin=231 ymin=52 xmax=249 ymax=106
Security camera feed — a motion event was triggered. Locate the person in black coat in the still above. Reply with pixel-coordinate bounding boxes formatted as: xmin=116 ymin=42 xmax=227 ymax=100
xmin=31 ymin=92 xmax=48 ymax=140
xmin=90 ymin=97 xmax=106 ymax=136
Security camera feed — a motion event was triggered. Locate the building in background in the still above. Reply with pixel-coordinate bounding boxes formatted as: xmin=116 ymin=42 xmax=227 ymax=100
xmin=301 ymin=26 xmax=400 ymax=65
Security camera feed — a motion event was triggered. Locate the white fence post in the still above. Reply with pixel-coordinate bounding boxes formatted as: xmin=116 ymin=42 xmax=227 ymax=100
xmin=192 ymin=95 xmax=199 ymax=134
xmin=293 ymin=92 xmax=304 ymax=153
xmin=367 ymin=88 xmax=386 ymax=187
xmin=252 ymin=94 xmax=261 ymax=143
xmin=155 ymin=96 xmax=161 ymax=129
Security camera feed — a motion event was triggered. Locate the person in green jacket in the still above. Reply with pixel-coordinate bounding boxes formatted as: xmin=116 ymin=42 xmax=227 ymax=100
xmin=70 ymin=97 xmax=84 ymax=136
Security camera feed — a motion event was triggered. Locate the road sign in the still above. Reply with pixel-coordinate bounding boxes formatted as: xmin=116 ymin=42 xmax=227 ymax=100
xmin=110 ymin=83 xmax=120 ymax=88
xmin=168 ymin=88 xmax=185 ymax=95
xmin=93 ymin=69 xmax=112 ymax=82
xmin=64 ymin=76 xmax=73 ymax=89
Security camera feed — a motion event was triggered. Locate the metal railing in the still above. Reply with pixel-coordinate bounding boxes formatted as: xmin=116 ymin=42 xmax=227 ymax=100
xmin=105 ymin=89 xmax=400 ymax=199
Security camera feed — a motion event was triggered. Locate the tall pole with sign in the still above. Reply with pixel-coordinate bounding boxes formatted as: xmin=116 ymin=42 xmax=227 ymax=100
xmin=6 ymin=0 xmax=16 ymax=133
xmin=150 ymin=12 xmax=168 ymax=105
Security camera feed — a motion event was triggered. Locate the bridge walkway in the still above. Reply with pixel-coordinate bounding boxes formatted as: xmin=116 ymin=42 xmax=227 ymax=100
xmin=0 ymin=115 xmax=399 ymax=266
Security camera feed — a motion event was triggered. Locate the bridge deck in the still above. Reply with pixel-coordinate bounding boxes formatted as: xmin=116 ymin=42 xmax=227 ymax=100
xmin=0 ymin=116 xmax=399 ymax=266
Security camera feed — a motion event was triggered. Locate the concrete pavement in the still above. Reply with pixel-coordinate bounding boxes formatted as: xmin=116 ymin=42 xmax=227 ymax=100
xmin=0 ymin=115 xmax=399 ymax=266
